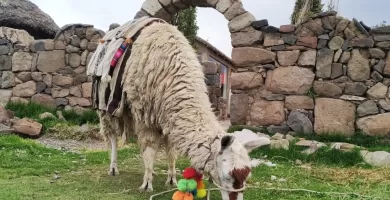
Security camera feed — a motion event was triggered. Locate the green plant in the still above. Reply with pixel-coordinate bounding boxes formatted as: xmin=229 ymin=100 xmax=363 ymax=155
xmin=307 ymin=87 xmax=318 ymax=99
xmin=170 ymin=6 xmax=199 ymax=48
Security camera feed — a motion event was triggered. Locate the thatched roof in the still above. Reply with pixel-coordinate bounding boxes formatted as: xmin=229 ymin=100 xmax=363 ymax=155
xmin=0 ymin=0 xmax=60 ymax=39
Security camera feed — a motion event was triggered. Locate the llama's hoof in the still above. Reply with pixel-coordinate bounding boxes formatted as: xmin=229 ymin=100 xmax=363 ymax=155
xmin=108 ymin=167 xmax=119 ymax=176
xmin=139 ymin=184 xmax=153 ymax=192
xmin=165 ymin=179 xmax=177 ymax=187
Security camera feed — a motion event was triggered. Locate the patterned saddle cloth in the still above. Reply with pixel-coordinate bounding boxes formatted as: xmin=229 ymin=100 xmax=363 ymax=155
xmin=86 ymin=16 xmax=166 ymax=117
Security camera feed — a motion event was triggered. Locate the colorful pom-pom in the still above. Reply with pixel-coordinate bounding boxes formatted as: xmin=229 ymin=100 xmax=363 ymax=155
xmin=197 ymin=189 xmax=207 ymax=198
xmin=197 ymin=180 xmax=205 ymax=189
xmin=177 ymin=179 xmax=188 ymax=192
xmin=183 ymin=168 xmax=197 ymax=179
xmin=191 ymin=189 xmax=197 ymax=196
xmin=172 ymin=191 xmax=193 ymax=200
xmin=187 ymin=179 xmax=197 ymax=191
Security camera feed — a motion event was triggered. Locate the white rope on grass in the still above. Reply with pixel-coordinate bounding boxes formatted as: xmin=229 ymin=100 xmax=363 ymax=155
xmin=148 ymin=186 xmax=386 ymax=200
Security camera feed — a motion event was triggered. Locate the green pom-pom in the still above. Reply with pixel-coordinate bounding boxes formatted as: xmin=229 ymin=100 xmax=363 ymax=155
xmin=187 ymin=179 xmax=197 ymax=191
xmin=177 ymin=179 xmax=188 ymax=192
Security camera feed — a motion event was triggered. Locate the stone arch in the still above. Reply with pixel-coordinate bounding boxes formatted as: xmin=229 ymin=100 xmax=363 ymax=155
xmin=135 ymin=0 xmax=256 ymax=46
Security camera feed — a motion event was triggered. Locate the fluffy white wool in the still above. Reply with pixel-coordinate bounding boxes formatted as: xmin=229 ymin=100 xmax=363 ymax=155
xmin=121 ymin=22 xmax=227 ymax=170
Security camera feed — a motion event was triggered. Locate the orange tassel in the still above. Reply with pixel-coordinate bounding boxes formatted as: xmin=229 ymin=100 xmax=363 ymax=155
xmin=99 ymin=39 xmax=105 ymax=44
xmin=125 ymin=38 xmax=133 ymax=44
xmin=172 ymin=191 xmax=193 ymax=200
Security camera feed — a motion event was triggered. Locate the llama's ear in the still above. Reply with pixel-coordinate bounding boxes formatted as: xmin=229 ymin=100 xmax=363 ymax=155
xmin=220 ymin=135 xmax=235 ymax=151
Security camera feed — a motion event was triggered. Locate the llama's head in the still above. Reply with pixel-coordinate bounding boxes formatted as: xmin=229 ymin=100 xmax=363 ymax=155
xmin=204 ymin=133 xmax=265 ymax=200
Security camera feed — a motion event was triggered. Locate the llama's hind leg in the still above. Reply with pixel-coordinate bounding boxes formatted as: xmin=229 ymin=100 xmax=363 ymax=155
xmin=138 ymin=127 xmax=161 ymax=192
xmin=165 ymin=139 xmax=177 ymax=187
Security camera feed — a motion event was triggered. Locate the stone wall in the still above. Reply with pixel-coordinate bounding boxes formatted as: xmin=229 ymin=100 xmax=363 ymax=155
xmin=202 ymin=61 xmax=227 ymax=119
xmin=0 ymin=25 xmax=104 ymax=112
xmin=229 ymin=12 xmax=390 ymax=137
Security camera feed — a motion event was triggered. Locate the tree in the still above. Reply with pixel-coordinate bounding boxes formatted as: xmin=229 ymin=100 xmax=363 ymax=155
xmin=170 ymin=7 xmax=199 ymax=48
xmin=290 ymin=0 xmax=324 ymax=25
xmin=326 ymin=0 xmax=336 ymax=11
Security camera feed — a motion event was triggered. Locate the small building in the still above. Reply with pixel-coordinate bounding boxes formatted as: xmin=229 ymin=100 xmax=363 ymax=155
xmin=194 ymin=36 xmax=233 ymax=119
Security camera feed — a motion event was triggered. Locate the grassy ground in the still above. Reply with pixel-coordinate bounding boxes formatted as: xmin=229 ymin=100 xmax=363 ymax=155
xmin=1 ymin=135 xmax=390 ymax=200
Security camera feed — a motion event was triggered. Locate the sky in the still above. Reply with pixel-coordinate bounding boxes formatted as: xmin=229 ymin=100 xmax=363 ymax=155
xmin=30 ymin=0 xmax=389 ymax=58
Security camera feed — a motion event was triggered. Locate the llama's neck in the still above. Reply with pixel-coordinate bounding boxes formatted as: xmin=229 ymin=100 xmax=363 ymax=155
xmin=164 ymin=105 xmax=224 ymax=171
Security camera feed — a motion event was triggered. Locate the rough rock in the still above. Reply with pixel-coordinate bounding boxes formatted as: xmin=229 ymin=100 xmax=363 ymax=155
xmin=0 ymin=90 xmax=12 ymax=106
xmin=313 ymin=81 xmax=343 ymax=98
xmin=249 ymin=100 xmax=285 ymax=126
xmin=296 ymin=36 xmax=317 ymax=48
xmin=31 ymin=94 xmax=56 ymax=108
xmin=37 ymin=50 xmax=66 ymax=73
xmin=141 ymin=0 xmax=171 ymax=21
xmin=231 ymin=72 xmax=263 ymax=90
xmin=384 ymin=52 xmax=390 ymax=75
xmin=223 ymin=1 xmax=246 ymax=20
xmin=361 ymin=150 xmax=390 ymax=167
xmin=371 ymin=71 xmax=383 ymax=82
xmin=231 ymin=27 xmax=262 ymax=47
xmin=378 ymin=99 xmax=390 ymax=111
xmin=82 ymin=82 xmax=92 ymax=98
xmin=263 ymin=34 xmax=284 ymax=47
xmin=1 ymin=71 xmax=15 ymax=88
xmin=228 ymin=12 xmax=255 ymax=33
xmin=279 ymin=25 xmax=295 ymax=33
xmin=270 ymin=139 xmax=289 ymax=150
xmin=316 ymin=48 xmax=334 ymax=78
xmin=369 ymin=48 xmax=385 ymax=59
xmin=314 ymin=98 xmax=356 ymax=136
xmin=55 ymin=98 xmax=68 ymax=107
xmin=266 ymin=66 xmax=315 ymax=95
xmin=293 ymin=50 xmax=315 ymax=68
xmin=357 ymin=100 xmax=379 ymax=117
xmin=67 ymin=97 xmax=91 ymax=107
xmin=277 ymin=50 xmax=300 ymax=66
xmin=285 ymin=96 xmax=314 ymax=110
xmin=230 ymin=94 xmax=248 ymax=125
xmin=267 ymin=123 xmax=290 ymax=134
xmin=344 ymin=82 xmax=367 ymax=96
xmin=357 ymin=113 xmax=390 ymax=137
xmin=12 ymin=81 xmax=36 ymax=97
xmin=328 ymin=36 xmax=344 ymax=50
xmin=12 ymin=52 xmax=33 ymax=72
xmin=52 ymin=75 xmax=73 ymax=87
xmin=282 ymin=35 xmax=297 ymax=45
xmin=39 ymin=112 xmax=56 ymax=120
xmin=348 ymin=49 xmax=370 ymax=81
xmin=0 ymin=0 xmax=59 ymax=39
xmin=366 ymin=83 xmax=388 ymax=99
xmin=0 ymin=55 xmax=12 ymax=71
xmin=287 ymin=110 xmax=313 ymax=134
xmin=251 ymin=19 xmax=269 ymax=30
xmin=350 ymin=38 xmax=374 ymax=48
xmin=68 ymin=53 xmax=81 ymax=67
xmin=340 ymin=51 xmax=351 ymax=63
xmin=52 ymin=88 xmax=70 ymax=98
xmin=331 ymin=63 xmax=343 ymax=79
xmin=69 ymin=86 xmax=82 ymax=97
xmin=12 ymin=118 xmax=42 ymax=136
xmin=373 ymin=60 xmax=385 ymax=73
xmin=232 ymin=47 xmax=276 ymax=66
xmin=335 ymin=19 xmax=350 ymax=35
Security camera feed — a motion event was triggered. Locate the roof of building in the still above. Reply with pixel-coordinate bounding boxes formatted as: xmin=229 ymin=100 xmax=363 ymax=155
xmin=195 ymin=36 xmax=233 ymax=65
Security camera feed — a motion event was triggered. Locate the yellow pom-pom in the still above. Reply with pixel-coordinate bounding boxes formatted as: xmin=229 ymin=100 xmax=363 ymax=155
xmin=197 ymin=189 xmax=207 ymax=198
xmin=172 ymin=191 xmax=193 ymax=200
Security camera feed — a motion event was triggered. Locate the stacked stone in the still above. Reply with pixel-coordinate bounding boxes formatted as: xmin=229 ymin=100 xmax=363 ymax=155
xmin=0 ymin=24 xmax=104 ymax=112
xmin=202 ymin=61 xmax=223 ymax=115
xmin=230 ymin=11 xmax=390 ymax=137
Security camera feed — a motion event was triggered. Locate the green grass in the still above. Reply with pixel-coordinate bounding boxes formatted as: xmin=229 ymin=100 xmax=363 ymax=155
xmin=1 ymin=135 xmax=390 ymax=200
xmin=5 ymin=101 xmax=99 ymax=134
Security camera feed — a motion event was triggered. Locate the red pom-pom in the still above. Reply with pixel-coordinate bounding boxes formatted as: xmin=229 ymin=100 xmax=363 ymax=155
xmin=195 ymin=172 xmax=203 ymax=181
xmin=183 ymin=168 xmax=197 ymax=179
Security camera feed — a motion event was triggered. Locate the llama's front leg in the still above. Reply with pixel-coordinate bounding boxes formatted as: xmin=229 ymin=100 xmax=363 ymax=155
xmin=139 ymin=146 xmax=157 ymax=192
xmin=165 ymin=147 xmax=177 ymax=187
xmin=108 ymin=133 xmax=119 ymax=176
